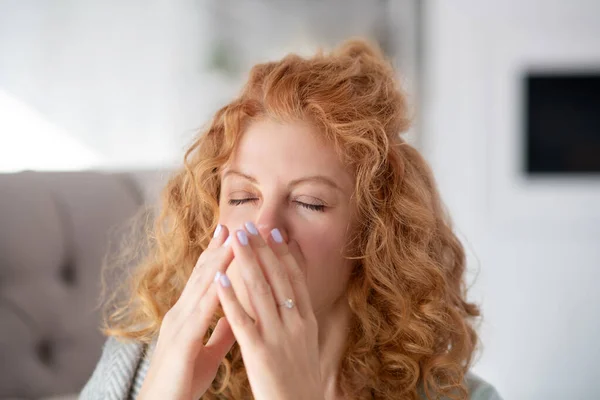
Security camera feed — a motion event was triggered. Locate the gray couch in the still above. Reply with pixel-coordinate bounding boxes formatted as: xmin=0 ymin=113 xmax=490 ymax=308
xmin=0 ymin=170 xmax=168 ymax=399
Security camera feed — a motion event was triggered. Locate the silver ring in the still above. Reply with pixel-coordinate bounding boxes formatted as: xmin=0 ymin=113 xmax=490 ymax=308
xmin=279 ymin=298 xmax=295 ymax=309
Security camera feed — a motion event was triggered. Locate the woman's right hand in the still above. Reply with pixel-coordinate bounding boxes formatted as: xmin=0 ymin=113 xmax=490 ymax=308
xmin=138 ymin=224 xmax=236 ymax=400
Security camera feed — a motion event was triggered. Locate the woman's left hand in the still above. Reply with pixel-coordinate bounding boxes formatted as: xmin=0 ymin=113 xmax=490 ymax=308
xmin=214 ymin=223 xmax=325 ymax=400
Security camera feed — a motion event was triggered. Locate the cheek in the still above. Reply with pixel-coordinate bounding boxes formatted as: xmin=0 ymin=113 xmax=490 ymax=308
xmin=297 ymin=226 xmax=352 ymax=311
xmin=218 ymin=210 xmax=248 ymax=234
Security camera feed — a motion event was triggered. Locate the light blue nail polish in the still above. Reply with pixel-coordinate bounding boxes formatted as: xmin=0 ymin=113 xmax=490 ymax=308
xmin=214 ymin=271 xmax=222 ymax=282
xmin=213 ymin=224 xmax=222 ymax=238
xmin=219 ymin=273 xmax=231 ymax=287
xmin=271 ymin=228 xmax=283 ymax=243
xmin=245 ymin=221 xmax=258 ymax=235
xmin=237 ymin=230 xmax=249 ymax=246
xmin=223 ymin=236 xmax=232 ymax=246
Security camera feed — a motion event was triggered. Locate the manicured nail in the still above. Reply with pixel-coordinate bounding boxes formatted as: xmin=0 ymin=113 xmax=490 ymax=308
xmin=245 ymin=221 xmax=258 ymax=235
xmin=236 ymin=230 xmax=249 ymax=246
xmin=223 ymin=236 xmax=232 ymax=246
xmin=213 ymin=224 xmax=222 ymax=238
xmin=219 ymin=273 xmax=231 ymax=287
xmin=214 ymin=271 xmax=222 ymax=282
xmin=271 ymin=228 xmax=283 ymax=243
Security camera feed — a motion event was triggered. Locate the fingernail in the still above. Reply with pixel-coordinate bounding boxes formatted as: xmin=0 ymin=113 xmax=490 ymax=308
xmin=271 ymin=228 xmax=283 ymax=243
xmin=244 ymin=221 xmax=258 ymax=235
xmin=237 ymin=230 xmax=249 ymax=246
xmin=214 ymin=271 xmax=222 ymax=282
xmin=219 ymin=273 xmax=231 ymax=287
xmin=213 ymin=224 xmax=222 ymax=238
xmin=223 ymin=236 xmax=232 ymax=246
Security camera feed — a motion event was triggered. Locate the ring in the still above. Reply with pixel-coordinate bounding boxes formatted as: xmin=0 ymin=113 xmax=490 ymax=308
xmin=279 ymin=298 xmax=295 ymax=309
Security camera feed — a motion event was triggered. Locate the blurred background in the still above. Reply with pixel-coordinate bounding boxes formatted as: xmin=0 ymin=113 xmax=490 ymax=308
xmin=1 ymin=0 xmax=599 ymax=399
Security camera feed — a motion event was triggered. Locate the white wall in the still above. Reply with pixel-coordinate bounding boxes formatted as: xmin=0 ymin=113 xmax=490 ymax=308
xmin=0 ymin=0 xmax=238 ymax=171
xmin=0 ymin=0 xmax=417 ymax=172
xmin=422 ymin=1 xmax=600 ymax=399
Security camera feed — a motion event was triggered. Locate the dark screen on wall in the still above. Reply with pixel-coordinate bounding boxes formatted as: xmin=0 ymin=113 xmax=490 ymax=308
xmin=525 ymin=73 xmax=600 ymax=175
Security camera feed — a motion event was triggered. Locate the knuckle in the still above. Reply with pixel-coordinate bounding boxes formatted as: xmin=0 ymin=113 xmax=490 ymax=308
xmin=272 ymin=264 xmax=289 ymax=281
xmin=197 ymin=251 xmax=209 ymax=264
xmin=279 ymin=248 xmax=292 ymax=260
xmin=189 ymin=263 xmax=204 ymax=281
xmin=254 ymin=238 xmax=268 ymax=249
xmin=197 ymin=247 xmax=220 ymax=266
xmin=286 ymin=321 xmax=301 ymax=337
xmin=289 ymin=316 xmax=307 ymax=334
xmin=288 ymin=267 xmax=305 ymax=284
xmin=250 ymin=279 xmax=272 ymax=296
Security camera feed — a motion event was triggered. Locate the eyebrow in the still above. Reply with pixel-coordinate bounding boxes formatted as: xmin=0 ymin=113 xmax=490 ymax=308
xmin=222 ymin=169 xmax=343 ymax=192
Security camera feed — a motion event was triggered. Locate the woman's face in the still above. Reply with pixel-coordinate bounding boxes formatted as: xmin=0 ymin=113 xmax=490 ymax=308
xmin=218 ymin=118 xmax=356 ymax=319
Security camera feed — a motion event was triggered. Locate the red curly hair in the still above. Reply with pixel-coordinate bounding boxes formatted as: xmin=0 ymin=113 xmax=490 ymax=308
xmin=103 ymin=38 xmax=481 ymax=400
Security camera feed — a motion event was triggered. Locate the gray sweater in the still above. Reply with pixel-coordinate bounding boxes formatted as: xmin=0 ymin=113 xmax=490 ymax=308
xmin=79 ymin=337 xmax=502 ymax=400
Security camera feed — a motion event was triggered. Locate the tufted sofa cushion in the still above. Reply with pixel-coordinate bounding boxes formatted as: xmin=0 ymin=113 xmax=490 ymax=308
xmin=0 ymin=171 xmax=153 ymax=399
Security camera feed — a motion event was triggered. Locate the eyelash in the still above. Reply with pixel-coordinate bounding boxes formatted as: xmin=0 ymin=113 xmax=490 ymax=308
xmin=228 ymin=198 xmax=326 ymax=212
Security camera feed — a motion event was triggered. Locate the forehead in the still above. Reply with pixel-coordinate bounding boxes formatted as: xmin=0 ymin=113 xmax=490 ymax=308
xmin=227 ymin=118 xmax=354 ymax=190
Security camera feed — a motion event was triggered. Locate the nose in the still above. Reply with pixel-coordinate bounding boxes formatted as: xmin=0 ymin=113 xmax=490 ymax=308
xmin=254 ymin=203 xmax=289 ymax=243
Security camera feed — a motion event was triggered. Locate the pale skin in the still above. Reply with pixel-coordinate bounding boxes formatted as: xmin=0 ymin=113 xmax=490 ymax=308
xmin=139 ymin=118 xmax=355 ymax=400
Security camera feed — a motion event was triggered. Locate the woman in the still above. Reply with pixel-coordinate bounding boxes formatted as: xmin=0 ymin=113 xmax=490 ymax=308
xmin=81 ymin=39 xmax=501 ymax=400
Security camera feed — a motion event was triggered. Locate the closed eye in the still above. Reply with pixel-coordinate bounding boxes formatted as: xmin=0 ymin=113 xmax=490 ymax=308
xmin=228 ymin=198 xmax=325 ymax=212
xmin=228 ymin=198 xmax=258 ymax=206
xmin=293 ymin=201 xmax=325 ymax=212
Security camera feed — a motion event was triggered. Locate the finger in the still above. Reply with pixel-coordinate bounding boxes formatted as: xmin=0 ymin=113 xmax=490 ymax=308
xmin=215 ymin=271 xmax=260 ymax=348
xmin=267 ymin=233 xmax=312 ymax=319
xmin=206 ymin=223 xmax=229 ymax=250
xmin=177 ymin=227 xmax=233 ymax=316
xmin=231 ymin=228 xmax=280 ymax=327
xmin=203 ymin=317 xmax=236 ymax=364
xmin=178 ymin=244 xmax=232 ymax=310
xmin=179 ymin=283 xmax=221 ymax=344
xmin=243 ymin=222 xmax=296 ymax=318
xmin=191 ymin=223 xmax=230 ymax=273
xmin=191 ymin=317 xmax=236 ymax=400
xmin=188 ymin=224 xmax=231 ymax=285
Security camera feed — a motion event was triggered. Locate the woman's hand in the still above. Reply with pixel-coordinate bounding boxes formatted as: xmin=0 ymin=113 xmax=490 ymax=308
xmin=215 ymin=223 xmax=325 ymax=400
xmin=138 ymin=225 xmax=237 ymax=400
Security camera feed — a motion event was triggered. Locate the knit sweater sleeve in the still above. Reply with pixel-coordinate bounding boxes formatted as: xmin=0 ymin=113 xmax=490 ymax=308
xmin=466 ymin=373 xmax=503 ymax=400
xmin=79 ymin=336 xmax=145 ymax=400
